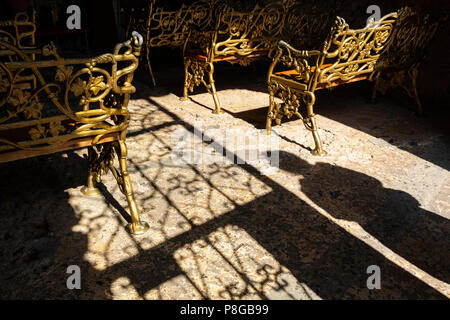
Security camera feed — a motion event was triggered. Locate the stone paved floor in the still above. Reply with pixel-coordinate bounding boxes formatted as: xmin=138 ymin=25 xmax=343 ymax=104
xmin=0 ymin=62 xmax=449 ymax=299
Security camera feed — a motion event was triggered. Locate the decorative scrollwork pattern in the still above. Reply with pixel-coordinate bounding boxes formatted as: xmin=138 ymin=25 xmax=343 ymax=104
xmin=319 ymin=13 xmax=398 ymax=84
xmin=266 ymin=11 xmax=400 ymax=156
xmin=0 ymin=32 xmax=142 ymax=152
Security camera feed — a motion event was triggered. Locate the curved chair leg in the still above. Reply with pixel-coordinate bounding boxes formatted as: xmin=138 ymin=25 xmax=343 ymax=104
xmin=81 ymin=147 xmax=101 ymax=196
xmin=303 ymin=92 xmax=325 ymax=156
xmin=308 ymin=116 xmax=325 ymax=156
xmin=266 ymin=86 xmax=275 ymax=135
xmin=81 ymin=143 xmax=149 ymax=235
xmin=114 ymin=141 xmax=149 ymax=235
xmin=181 ymin=57 xmax=191 ymax=101
xmin=207 ymin=62 xmax=222 ymax=114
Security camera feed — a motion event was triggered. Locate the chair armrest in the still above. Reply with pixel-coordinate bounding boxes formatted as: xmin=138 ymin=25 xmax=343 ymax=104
xmin=0 ymin=32 xmax=142 ymax=151
xmin=268 ymin=40 xmax=323 ymax=84
xmin=277 ymin=40 xmax=322 ymax=58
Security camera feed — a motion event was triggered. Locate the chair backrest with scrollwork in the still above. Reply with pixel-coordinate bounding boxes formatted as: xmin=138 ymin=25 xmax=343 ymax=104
xmin=0 ymin=12 xmax=36 ymax=49
xmin=210 ymin=0 xmax=340 ymax=60
xmin=317 ymin=12 xmax=398 ymax=84
xmin=144 ymin=0 xmax=221 ymax=49
xmin=0 ymin=13 xmax=37 ymax=90
xmin=212 ymin=0 xmax=287 ymax=58
xmin=0 ymin=33 xmax=142 ymax=154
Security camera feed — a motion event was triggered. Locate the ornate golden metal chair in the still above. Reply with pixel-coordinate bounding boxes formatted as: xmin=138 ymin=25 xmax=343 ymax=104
xmin=370 ymin=7 xmax=446 ymax=115
xmin=0 ymin=12 xmax=35 ymax=48
xmin=0 ymin=32 xmax=149 ymax=235
xmin=182 ymin=1 xmax=286 ymax=113
xmin=266 ymin=13 xmax=398 ymax=155
xmin=181 ymin=0 xmax=338 ymax=114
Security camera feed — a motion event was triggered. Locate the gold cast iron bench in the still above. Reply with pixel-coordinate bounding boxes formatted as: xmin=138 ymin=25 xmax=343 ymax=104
xmin=266 ymin=12 xmax=398 ymax=156
xmin=0 ymin=31 xmax=149 ymax=235
xmin=182 ymin=0 xmax=337 ymax=114
xmin=129 ymin=0 xmax=337 ymax=113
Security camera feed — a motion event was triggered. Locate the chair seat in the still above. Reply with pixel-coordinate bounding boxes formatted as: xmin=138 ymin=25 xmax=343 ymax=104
xmin=0 ymin=131 xmax=118 ymax=163
xmin=0 ymin=119 xmax=118 ymax=163
xmin=273 ymin=65 xmax=369 ymax=90
xmin=273 ymin=64 xmax=331 ymax=80
xmin=185 ymin=50 xmax=269 ymax=62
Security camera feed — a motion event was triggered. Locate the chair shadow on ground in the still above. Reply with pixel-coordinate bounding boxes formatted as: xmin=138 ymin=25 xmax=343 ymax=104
xmin=90 ymin=113 xmax=450 ymax=299
xmin=278 ymin=150 xmax=450 ymax=284
xmin=0 ymin=153 xmax=90 ymax=298
xmin=0 ymin=97 xmax=448 ymax=299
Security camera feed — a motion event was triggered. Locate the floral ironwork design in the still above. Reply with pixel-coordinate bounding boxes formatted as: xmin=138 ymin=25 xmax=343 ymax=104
xmin=0 ymin=29 xmax=149 ymax=235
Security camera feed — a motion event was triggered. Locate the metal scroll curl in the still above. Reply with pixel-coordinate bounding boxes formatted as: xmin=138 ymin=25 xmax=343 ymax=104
xmin=0 ymin=32 xmax=141 ymax=152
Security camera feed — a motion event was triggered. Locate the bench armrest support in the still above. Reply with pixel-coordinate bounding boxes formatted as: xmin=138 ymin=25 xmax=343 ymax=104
xmin=268 ymin=40 xmax=323 ymax=85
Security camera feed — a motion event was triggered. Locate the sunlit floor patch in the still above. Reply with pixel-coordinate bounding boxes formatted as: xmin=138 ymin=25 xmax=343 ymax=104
xmin=173 ymin=224 xmax=321 ymax=300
